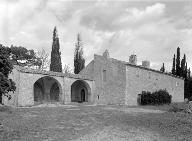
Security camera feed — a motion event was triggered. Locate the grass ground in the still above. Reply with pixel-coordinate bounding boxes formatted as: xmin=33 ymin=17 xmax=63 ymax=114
xmin=0 ymin=104 xmax=192 ymax=141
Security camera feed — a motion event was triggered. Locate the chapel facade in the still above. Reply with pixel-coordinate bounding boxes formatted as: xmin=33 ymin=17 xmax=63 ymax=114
xmin=3 ymin=50 xmax=184 ymax=106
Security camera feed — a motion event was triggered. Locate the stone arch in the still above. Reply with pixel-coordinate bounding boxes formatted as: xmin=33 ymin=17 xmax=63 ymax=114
xmin=50 ymin=82 xmax=59 ymax=101
xmin=71 ymin=80 xmax=91 ymax=103
xmin=33 ymin=76 xmax=62 ymax=104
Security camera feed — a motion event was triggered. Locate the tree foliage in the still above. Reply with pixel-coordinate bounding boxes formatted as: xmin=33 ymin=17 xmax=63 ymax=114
xmin=10 ymin=45 xmax=41 ymax=67
xmin=0 ymin=45 xmax=16 ymax=102
xmin=188 ymin=68 xmax=191 ymax=78
xmin=171 ymin=47 xmax=192 ymax=99
xmin=180 ymin=54 xmax=186 ymax=78
xmin=0 ymin=44 xmax=42 ymax=68
xmin=37 ymin=48 xmax=50 ymax=70
xmin=63 ymin=64 xmax=72 ymax=74
xmin=172 ymin=47 xmax=191 ymax=78
xmin=50 ymin=26 xmax=62 ymax=72
xmin=176 ymin=47 xmax=180 ymax=76
xmin=74 ymin=33 xmax=85 ymax=74
xmin=171 ymin=54 xmax=176 ymax=75
xmin=160 ymin=63 xmax=165 ymax=72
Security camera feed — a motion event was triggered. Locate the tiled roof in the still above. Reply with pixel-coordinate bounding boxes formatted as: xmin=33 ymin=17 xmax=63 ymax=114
xmin=14 ymin=65 xmax=93 ymax=81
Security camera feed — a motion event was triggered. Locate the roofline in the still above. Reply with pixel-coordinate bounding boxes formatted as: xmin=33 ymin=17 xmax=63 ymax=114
xmin=94 ymin=54 xmax=184 ymax=80
xmin=13 ymin=65 xmax=94 ymax=81
xmin=125 ymin=63 xmax=185 ymax=80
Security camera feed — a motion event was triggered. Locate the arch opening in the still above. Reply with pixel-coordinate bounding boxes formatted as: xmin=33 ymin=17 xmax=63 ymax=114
xmin=71 ymin=80 xmax=91 ymax=103
xmin=33 ymin=76 xmax=61 ymax=104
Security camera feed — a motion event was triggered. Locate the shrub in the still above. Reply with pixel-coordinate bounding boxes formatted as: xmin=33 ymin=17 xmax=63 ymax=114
xmin=189 ymin=96 xmax=192 ymax=101
xmin=138 ymin=89 xmax=172 ymax=105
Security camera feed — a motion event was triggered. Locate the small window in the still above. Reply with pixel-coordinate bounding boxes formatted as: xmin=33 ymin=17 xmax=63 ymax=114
xmin=103 ymin=70 xmax=106 ymax=82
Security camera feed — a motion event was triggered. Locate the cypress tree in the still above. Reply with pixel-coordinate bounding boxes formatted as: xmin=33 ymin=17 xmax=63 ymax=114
xmin=185 ymin=62 xmax=188 ymax=78
xmin=188 ymin=67 xmax=191 ymax=78
xmin=160 ymin=63 xmax=165 ymax=72
xmin=172 ymin=54 xmax=176 ymax=75
xmin=176 ymin=47 xmax=180 ymax=76
xmin=79 ymin=47 xmax=85 ymax=70
xmin=181 ymin=54 xmax=186 ymax=77
xmin=74 ymin=33 xmax=85 ymax=74
xmin=50 ymin=26 xmax=62 ymax=72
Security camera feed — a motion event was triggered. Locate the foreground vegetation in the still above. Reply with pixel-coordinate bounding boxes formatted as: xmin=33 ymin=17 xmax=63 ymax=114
xmin=0 ymin=104 xmax=192 ymax=141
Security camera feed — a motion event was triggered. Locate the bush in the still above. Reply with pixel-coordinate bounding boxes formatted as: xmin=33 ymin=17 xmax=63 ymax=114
xmin=138 ymin=89 xmax=172 ymax=105
xmin=189 ymin=96 xmax=192 ymax=101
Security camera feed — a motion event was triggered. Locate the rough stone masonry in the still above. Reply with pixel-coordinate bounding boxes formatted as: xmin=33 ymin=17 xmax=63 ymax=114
xmin=3 ymin=50 xmax=184 ymax=106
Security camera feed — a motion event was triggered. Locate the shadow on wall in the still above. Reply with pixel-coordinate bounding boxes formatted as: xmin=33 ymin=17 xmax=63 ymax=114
xmin=33 ymin=76 xmax=61 ymax=104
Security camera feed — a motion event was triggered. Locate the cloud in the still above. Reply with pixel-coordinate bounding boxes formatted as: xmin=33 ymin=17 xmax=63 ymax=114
xmin=0 ymin=0 xmax=192 ymax=72
xmin=80 ymin=2 xmax=165 ymax=31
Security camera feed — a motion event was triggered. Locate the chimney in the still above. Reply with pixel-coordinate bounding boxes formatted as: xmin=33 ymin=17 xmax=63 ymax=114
xmin=129 ymin=55 xmax=137 ymax=65
xmin=142 ymin=60 xmax=150 ymax=68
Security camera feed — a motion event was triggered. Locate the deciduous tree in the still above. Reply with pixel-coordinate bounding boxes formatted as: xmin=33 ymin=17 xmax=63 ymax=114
xmin=63 ymin=64 xmax=72 ymax=74
xmin=37 ymin=48 xmax=50 ymax=70
xmin=0 ymin=44 xmax=16 ymax=103
xmin=0 ymin=45 xmax=41 ymax=68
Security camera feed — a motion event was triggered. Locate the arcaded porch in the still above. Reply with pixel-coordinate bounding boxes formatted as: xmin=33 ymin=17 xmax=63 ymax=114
xmin=71 ymin=80 xmax=91 ymax=103
xmin=33 ymin=76 xmax=62 ymax=104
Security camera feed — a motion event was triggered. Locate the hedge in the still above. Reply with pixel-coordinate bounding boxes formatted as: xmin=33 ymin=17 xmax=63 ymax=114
xmin=137 ymin=89 xmax=172 ymax=105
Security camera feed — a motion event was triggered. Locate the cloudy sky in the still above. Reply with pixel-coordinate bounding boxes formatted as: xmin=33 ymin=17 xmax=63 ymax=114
xmin=0 ymin=0 xmax=192 ymax=71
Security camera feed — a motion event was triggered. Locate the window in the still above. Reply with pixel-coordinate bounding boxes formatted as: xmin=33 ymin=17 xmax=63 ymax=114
xmin=103 ymin=70 xmax=106 ymax=82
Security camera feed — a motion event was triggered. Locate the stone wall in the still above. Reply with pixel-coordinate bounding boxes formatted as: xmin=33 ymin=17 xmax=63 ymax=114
xmin=4 ymin=66 xmax=94 ymax=107
xmin=71 ymin=81 xmax=89 ymax=102
xmin=80 ymin=60 xmax=94 ymax=79
xmin=17 ymin=72 xmax=65 ymax=106
xmin=82 ymin=53 xmax=184 ymax=106
xmin=63 ymin=77 xmax=94 ymax=104
xmin=4 ymin=56 xmax=184 ymax=107
xmin=125 ymin=65 xmax=184 ymax=105
xmin=91 ymin=55 xmax=126 ymax=105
